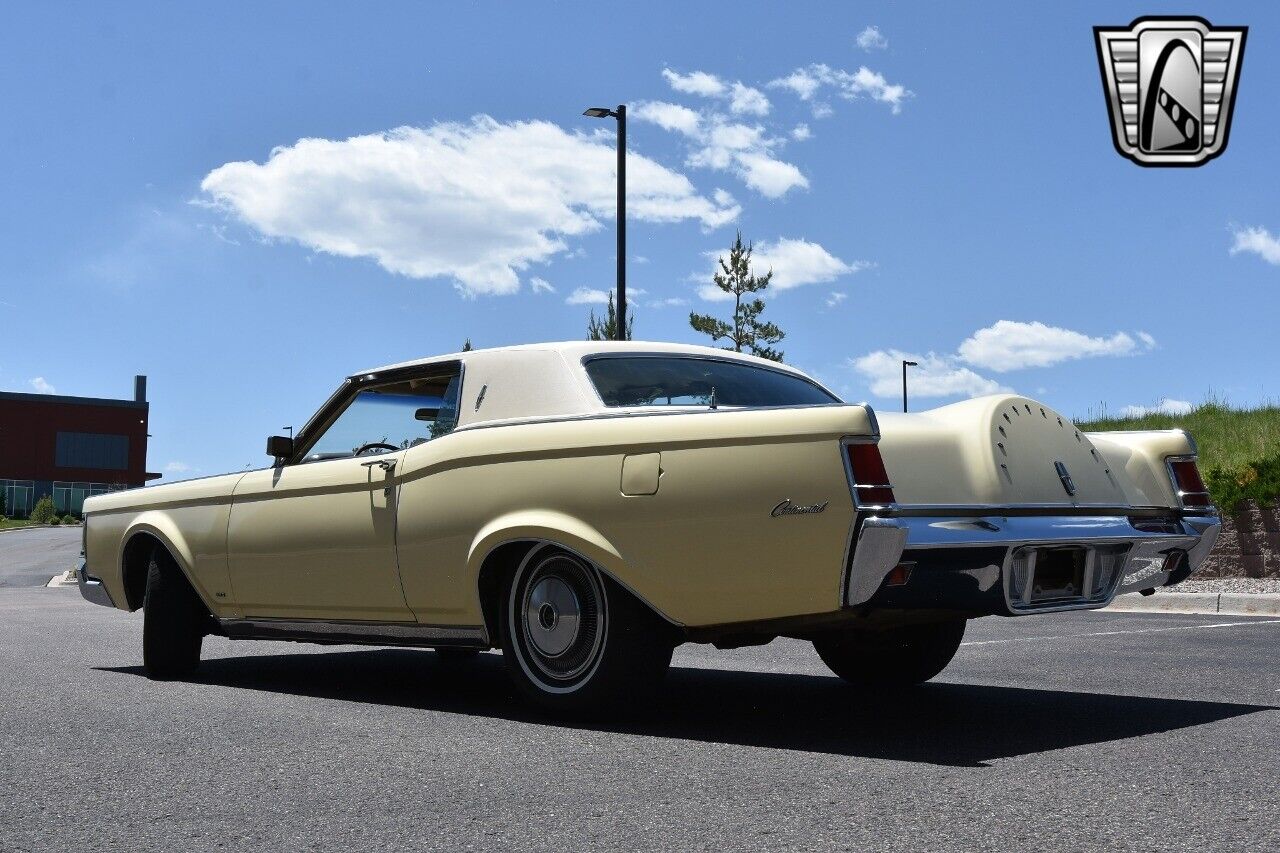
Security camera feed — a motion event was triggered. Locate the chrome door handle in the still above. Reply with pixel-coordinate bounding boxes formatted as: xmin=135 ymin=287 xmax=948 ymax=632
xmin=361 ymin=459 xmax=397 ymax=471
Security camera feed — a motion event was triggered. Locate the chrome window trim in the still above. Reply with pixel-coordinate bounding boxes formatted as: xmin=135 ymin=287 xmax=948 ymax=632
xmin=452 ymin=401 xmax=874 ymax=435
xmin=578 ymin=351 xmax=843 ymax=408
xmin=284 ymin=360 xmax=467 ymax=466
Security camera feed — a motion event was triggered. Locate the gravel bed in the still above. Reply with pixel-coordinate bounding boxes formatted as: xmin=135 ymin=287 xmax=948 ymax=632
xmin=1162 ymin=577 xmax=1280 ymax=595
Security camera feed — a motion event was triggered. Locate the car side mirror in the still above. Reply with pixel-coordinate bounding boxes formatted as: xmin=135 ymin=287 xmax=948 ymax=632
xmin=266 ymin=435 xmax=294 ymax=458
xmin=414 ymin=407 xmax=441 ymax=422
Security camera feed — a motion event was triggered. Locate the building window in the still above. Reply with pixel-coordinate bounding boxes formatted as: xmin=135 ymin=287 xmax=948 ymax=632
xmin=1 ymin=480 xmax=35 ymax=518
xmin=55 ymin=432 xmax=130 ymax=470
xmin=52 ymin=481 xmax=125 ymax=516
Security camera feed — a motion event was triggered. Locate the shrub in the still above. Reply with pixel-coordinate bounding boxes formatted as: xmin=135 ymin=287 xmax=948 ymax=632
xmin=48 ymin=515 xmax=61 ymax=526
xmin=62 ymin=514 xmax=78 ymax=525
xmin=29 ymin=496 xmax=56 ymax=524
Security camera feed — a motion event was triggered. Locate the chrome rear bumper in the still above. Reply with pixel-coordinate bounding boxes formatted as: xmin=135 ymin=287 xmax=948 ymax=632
xmin=846 ymin=512 xmax=1220 ymax=614
xmin=77 ymin=562 xmax=116 ymax=608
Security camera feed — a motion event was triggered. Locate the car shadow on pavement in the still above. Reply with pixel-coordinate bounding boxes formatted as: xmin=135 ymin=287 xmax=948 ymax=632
xmin=98 ymin=649 xmax=1275 ymax=768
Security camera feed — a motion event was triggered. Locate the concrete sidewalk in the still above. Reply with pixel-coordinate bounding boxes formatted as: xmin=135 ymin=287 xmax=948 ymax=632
xmin=1107 ymin=591 xmax=1280 ymax=617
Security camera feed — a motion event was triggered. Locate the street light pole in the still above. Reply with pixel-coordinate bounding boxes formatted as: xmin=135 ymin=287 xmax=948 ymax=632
xmin=902 ymin=360 xmax=918 ymax=413
xmin=583 ymin=104 xmax=627 ymax=340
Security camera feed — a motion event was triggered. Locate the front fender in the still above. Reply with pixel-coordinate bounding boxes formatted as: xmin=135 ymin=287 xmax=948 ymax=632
xmin=119 ymin=513 xmax=218 ymax=613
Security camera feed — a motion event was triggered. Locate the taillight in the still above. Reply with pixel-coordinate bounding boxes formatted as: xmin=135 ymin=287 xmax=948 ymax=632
xmin=1168 ymin=456 xmax=1211 ymax=509
xmin=846 ymin=442 xmax=896 ymax=506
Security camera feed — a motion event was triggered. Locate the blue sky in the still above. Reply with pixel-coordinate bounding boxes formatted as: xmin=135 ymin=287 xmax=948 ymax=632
xmin=2 ymin=2 xmax=1276 ymax=480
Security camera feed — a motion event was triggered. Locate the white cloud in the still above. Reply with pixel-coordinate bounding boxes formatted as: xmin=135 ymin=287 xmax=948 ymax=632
xmin=566 ymin=287 xmax=610 ymax=305
xmin=661 ymin=68 xmax=771 ymax=116
xmin=850 ymin=350 xmax=1009 ymax=400
xmin=28 ymin=377 xmax=55 ymax=394
xmin=633 ymin=101 xmax=701 ymax=136
xmin=649 ymin=296 xmax=689 ymax=308
xmin=1230 ymin=225 xmax=1280 ymax=265
xmin=791 ymin=124 xmax=812 ymax=141
xmin=201 ymin=118 xmax=738 ymax=296
xmin=635 ymin=105 xmax=806 ymax=199
xmin=769 ymin=68 xmax=823 ymax=101
xmin=662 ymin=68 xmax=726 ymax=97
xmin=729 ymin=83 xmax=771 ymax=116
xmin=696 ymin=237 xmax=868 ymax=301
xmin=1137 ymin=331 xmax=1156 ymax=348
xmin=753 ymin=238 xmax=869 ymax=290
xmin=769 ymin=63 xmax=912 ymax=114
xmin=734 ymin=152 xmax=808 ymax=197
xmin=856 ymin=25 xmax=888 ymax=51
xmin=165 ymin=461 xmax=192 ymax=473
xmin=1119 ymin=399 xmax=1195 ymax=418
xmin=530 ymin=276 xmax=555 ymax=294
xmin=826 ymin=291 xmax=847 ymax=308
xmin=957 ymin=320 xmax=1153 ymax=373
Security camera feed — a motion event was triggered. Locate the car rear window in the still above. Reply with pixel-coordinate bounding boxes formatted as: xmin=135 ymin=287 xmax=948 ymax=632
xmin=584 ymin=356 xmax=840 ymax=408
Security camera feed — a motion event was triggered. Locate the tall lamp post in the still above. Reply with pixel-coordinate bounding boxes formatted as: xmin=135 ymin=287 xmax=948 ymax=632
xmin=902 ymin=360 xmax=918 ymax=413
xmin=582 ymin=104 xmax=626 ymax=341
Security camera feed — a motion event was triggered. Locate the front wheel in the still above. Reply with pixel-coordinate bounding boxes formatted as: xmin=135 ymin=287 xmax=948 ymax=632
xmin=812 ymin=619 xmax=966 ymax=688
xmin=501 ymin=546 xmax=674 ymax=714
xmin=142 ymin=548 xmax=207 ymax=680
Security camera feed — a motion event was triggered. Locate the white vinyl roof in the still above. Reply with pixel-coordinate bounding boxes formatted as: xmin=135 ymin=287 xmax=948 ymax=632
xmin=353 ymin=341 xmax=831 ymax=429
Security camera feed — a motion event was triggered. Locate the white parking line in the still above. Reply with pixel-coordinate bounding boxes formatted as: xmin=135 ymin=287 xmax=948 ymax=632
xmin=962 ymin=619 xmax=1280 ymax=647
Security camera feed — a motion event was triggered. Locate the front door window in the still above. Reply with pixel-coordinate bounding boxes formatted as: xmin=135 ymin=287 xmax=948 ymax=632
xmin=303 ymin=373 xmax=462 ymax=463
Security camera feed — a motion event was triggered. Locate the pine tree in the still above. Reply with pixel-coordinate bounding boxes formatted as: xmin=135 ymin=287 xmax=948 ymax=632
xmin=689 ymin=232 xmax=784 ymax=361
xmin=461 ymin=338 xmax=473 ymax=351
xmin=587 ymin=292 xmax=634 ymax=341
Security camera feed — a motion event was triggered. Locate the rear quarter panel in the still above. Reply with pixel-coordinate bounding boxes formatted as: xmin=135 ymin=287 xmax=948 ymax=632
xmin=395 ymin=405 xmax=875 ymax=628
xmin=1084 ymin=430 xmax=1195 ymax=508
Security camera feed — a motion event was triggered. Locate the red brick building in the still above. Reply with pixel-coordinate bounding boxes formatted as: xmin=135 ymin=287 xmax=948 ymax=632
xmin=0 ymin=376 xmax=158 ymax=517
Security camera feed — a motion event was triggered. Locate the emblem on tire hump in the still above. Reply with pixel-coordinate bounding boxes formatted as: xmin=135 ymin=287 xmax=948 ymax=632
xmin=1094 ymin=17 xmax=1246 ymax=166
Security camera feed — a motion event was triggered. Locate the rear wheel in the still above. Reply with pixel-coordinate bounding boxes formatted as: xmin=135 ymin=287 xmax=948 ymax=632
xmin=812 ymin=619 xmax=966 ymax=687
xmin=501 ymin=546 xmax=674 ymax=714
xmin=142 ymin=548 xmax=206 ymax=680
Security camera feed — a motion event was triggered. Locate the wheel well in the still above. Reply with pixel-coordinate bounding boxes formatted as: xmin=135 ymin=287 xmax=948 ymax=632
xmin=475 ymin=539 xmax=683 ymax=649
xmin=121 ymin=533 xmax=165 ymax=611
xmin=476 ymin=541 xmax=540 ymax=649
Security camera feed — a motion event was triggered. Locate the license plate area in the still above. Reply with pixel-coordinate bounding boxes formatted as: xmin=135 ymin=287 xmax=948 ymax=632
xmin=1006 ymin=544 xmax=1129 ymax=613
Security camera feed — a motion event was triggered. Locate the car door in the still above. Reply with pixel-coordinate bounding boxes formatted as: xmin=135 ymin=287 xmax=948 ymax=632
xmin=226 ymin=370 xmax=462 ymax=622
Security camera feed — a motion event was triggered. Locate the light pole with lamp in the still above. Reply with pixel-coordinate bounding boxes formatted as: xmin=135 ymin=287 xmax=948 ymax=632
xmin=902 ymin=360 xmax=918 ymax=413
xmin=582 ymin=104 xmax=626 ymax=341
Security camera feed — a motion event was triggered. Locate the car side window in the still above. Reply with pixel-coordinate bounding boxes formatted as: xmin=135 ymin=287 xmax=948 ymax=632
xmin=301 ymin=371 xmax=463 ymax=463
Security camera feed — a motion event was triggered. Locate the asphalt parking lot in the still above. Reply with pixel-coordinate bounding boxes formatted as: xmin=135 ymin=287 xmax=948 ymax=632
xmin=0 ymin=527 xmax=80 ymax=587
xmin=1 ymin=583 xmax=1277 ymax=852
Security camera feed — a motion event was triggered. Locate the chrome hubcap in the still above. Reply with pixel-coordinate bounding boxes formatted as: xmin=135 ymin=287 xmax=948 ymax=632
xmin=525 ymin=576 xmax=581 ymax=657
xmin=514 ymin=551 xmax=607 ymax=687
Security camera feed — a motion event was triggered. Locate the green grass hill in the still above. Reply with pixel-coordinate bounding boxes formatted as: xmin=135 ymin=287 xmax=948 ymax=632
xmin=1076 ymin=403 xmax=1280 ymax=513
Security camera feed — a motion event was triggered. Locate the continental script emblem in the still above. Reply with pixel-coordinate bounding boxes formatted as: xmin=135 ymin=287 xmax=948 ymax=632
xmin=771 ymin=499 xmax=829 ymax=517
xmin=1094 ymin=17 xmax=1246 ymax=166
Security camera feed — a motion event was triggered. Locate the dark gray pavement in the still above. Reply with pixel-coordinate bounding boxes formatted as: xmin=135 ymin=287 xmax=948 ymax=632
xmin=0 ymin=527 xmax=80 ymax=587
xmin=1 ymin=587 xmax=1277 ymax=852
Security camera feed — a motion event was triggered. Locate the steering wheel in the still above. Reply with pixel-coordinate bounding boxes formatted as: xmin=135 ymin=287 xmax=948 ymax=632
xmin=354 ymin=442 xmax=400 ymax=456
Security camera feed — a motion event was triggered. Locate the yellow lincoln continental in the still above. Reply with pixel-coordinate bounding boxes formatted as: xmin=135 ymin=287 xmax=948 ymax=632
xmin=78 ymin=341 xmax=1220 ymax=712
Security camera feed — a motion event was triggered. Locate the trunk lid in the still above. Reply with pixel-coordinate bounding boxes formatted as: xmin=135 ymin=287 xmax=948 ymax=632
xmin=874 ymin=395 xmax=1130 ymax=508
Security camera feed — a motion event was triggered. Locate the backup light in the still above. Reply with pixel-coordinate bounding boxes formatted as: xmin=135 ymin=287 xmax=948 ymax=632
xmin=846 ymin=442 xmax=896 ymax=506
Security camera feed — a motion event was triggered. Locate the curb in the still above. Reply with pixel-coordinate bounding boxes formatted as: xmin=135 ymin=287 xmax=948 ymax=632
xmin=1107 ymin=592 xmax=1280 ymax=617
xmin=0 ymin=524 xmax=81 ymax=535
xmin=46 ymin=570 xmax=78 ymax=588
